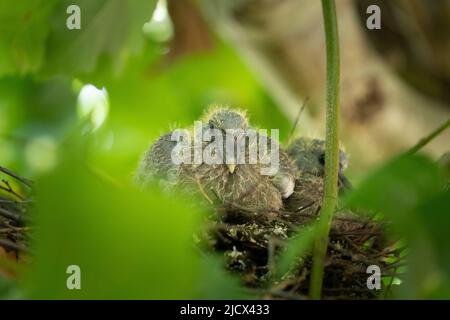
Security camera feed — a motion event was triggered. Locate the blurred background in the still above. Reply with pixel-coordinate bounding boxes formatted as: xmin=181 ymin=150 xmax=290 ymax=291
xmin=0 ymin=0 xmax=450 ymax=299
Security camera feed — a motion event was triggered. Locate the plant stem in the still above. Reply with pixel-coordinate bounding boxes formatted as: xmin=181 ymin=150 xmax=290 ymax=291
xmin=309 ymin=0 xmax=341 ymax=300
xmin=405 ymin=117 xmax=450 ymax=155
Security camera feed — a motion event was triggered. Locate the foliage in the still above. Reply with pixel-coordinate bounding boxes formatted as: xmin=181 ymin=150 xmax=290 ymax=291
xmin=0 ymin=0 xmax=157 ymax=76
xmin=345 ymin=154 xmax=449 ymax=298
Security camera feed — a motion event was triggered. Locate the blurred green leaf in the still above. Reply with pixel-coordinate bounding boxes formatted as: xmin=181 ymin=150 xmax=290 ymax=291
xmin=0 ymin=76 xmax=77 ymax=174
xmin=0 ymin=0 xmax=58 ymax=75
xmin=400 ymin=190 xmax=450 ymax=299
xmin=418 ymin=191 xmax=450 ymax=272
xmin=44 ymin=0 xmax=157 ymax=75
xmin=0 ymin=275 xmax=23 ymax=300
xmin=25 ymin=140 xmax=200 ymax=299
xmin=275 ymin=221 xmax=319 ymax=280
xmin=197 ymin=255 xmax=250 ymax=300
xmin=345 ymin=154 xmax=445 ymax=216
xmin=344 ymin=154 xmax=449 ymax=298
xmin=0 ymin=0 xmax=156 ymax=77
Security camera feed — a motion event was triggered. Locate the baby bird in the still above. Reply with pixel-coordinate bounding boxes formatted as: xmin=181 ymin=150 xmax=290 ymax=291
xmin=135 ymin=131 xmax=179 ymax=187
xmin=179 ymin=108 xmax=296 ymax=211
xmin=285 ymin=137 xmax=350 ymax=216
xmin=287 ymin=137 xmax=350 ymax=187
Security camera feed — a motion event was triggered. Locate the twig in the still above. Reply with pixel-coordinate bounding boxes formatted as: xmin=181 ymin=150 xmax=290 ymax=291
xmin=287 ymin=97 xmax=309 ymax=144
xmin=329 ymin=242 xmax=379 ymax=266
xmin=0 ymin=199 xmax=33 ymax=204
xmin=0 ymin=227 xmax=31 ymax=234
xmin=331 ymin=229 xmax=381 ymax=236
xmin=0 ymin=238 xmax=28 ymax=252
xmin=384 ymin=267 xmax=398 ymax=299
xmin=0 ymin=166 xmax=34 ymax=188
xmin=0 ymin=207 xmax=23 ymax=223
xmin=0 ymin=180 xmax=25 ymax=201
xmin=383 ymin=261 xmax=407 ymax=270
xmin=405 ymin=117 xmax=450 ymax=155
xmin=267 ymin=237 xmax=276 ymax=274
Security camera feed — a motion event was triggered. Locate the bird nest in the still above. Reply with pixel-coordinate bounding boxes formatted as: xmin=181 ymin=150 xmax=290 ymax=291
xmin=134 ymin=107 xmax=403 ymax=299
xmin=202 ymin=195 xmax=395 ymax=300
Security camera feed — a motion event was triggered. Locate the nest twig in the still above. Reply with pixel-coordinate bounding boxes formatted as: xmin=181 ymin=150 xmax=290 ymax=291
xmin=0 ymin=167 xmax=33 ymax=256
xmin=203 ymin=197 xmax=402 ymax=300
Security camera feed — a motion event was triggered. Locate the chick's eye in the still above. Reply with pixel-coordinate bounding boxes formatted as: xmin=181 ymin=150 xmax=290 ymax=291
xmin=318 ymin=153 xmax=325 ymax=166
xmin=208 ymin=121 xmax=214 ymax=129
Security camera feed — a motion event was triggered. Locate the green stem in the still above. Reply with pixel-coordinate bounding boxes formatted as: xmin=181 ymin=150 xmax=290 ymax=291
xmin=405 ymin=117 xmax=450 ymax=155
xmin=309 ymin=0 xmax=341 ymax=300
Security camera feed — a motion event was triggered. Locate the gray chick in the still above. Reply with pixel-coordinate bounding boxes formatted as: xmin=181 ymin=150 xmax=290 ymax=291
xmin=285 ymin=137 xmax=351 ymax=216
xmin=179 ymin=108 xmax=295 ymax=211
xmin=135 ymin=132 xmax=179 ymax=187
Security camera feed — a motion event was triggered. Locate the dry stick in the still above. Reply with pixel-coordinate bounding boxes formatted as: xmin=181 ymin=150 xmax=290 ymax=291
xmin=0 ymin=199 xmax=33 ymax=204
xmin=0 ymin=207 xmax=23 ymax=223
xmin=0 ymin=180 xmax=25 ymax=201
xmin=331 ymin=229 xmax=381 ymax=236
xmin=0 ymin=238 xmax=28 ymax=252
xmin=405 ymin=117 xmax=450 ymax=155
xmin=309 ymin=0 xmax=341 ymax=300
xmin=287 ymin=97 xmax=309 ymax=145
xmin=0 ymin=166 xmax=34 ymax=188
xmin=384 ymin=267 xmax=398 ymax=299
xmin=0 ymin=227 xmax=31 ymax=234
xmin=267 ymin=237 xmax=276 ymax=274
xmin=343 ymin=235 xmax=380 ymax=263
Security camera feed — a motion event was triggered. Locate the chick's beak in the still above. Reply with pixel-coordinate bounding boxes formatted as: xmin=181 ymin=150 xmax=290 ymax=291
xmin=227 ymin=164 xmax=236 ymax=174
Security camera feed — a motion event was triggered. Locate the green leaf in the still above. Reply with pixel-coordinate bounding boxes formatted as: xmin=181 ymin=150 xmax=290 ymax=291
xmin=0 ymin=0 xmax=156 ymax=77
xmin=344 ymin=154 xmax=445 ymax=216
xmin=197 ymin=255 xmax=250 ymax=299
xmin=24 ymin=140 xmax=201 ymax=299
xmin=0 ymin=0 xmax=58 ymax=75
xmin=0 ymin=75 xmax=77 ymax=174
xmin=44 ymin=0 xmax=157 ymax=75
xmin=344 ymin=154 xmax=449 ymax=298
xmin=0 ymin=274 xmax=24 ymax=300
xmin=418 ymin=191 xmax=450 ymax=272
xmin=404 ymin=190 xmax=450 ymax=299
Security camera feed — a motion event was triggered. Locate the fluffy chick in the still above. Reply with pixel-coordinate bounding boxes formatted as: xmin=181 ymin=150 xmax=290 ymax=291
xmin=285 ymin=137 xmax=350 ymax=216
xmin=179 ymin=107 xmax=295 ymax=211
xmin=135 ymin=132 xmax=179 ymax=187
